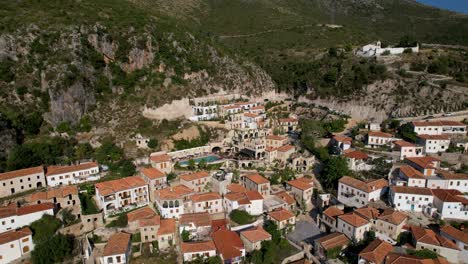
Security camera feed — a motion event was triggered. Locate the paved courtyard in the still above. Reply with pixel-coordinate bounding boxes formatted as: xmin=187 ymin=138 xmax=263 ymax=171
xmin=286 ymin=219 xmax=323 ymax=245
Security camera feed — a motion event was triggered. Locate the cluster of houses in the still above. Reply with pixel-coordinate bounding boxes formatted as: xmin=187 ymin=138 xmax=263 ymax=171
xmin=316 ymin=117 xmax=468 ymax=264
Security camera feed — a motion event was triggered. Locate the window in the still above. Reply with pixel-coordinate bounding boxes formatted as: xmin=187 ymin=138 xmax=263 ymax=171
xmin=22 ymin=237 xmax=29 ymax=242
xmin=10 ymin=244 xmax=14 ymax=248
xmin=11 ymin=219 xmax=14 ymax=223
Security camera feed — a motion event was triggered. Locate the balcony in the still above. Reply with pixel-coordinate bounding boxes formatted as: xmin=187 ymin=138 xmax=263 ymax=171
xmin=104 ymin=195 xmax=116 ymax=202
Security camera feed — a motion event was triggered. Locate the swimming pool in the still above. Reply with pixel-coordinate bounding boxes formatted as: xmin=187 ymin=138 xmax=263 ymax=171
xmin=179 ymin=155 xmax=222 ymax=166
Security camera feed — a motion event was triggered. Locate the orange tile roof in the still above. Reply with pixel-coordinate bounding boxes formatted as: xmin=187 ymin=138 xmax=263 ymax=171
xmin=211 ymin=218 xmax=229 ymax=232
xmin=95 ymin=176 xmax=147 ymax=196
xmin=245 ymin=190 xmax=263 ymax=201
xmin=339 ymin=176 xmax=388 ymax=193
xmin=432 ymin=189 xmax=468 ymax=204
xmin=127 ymin=207 xmax=157 ymax=223
xmin=275 ymin=191 xmax=295 ymax=205
xmin=385 ymin=253 xmax=449 ymax=264
xmin=46 ymin=162 xmax=98 ymax=176
xmin=212 ymin=229 xmax=244 ymax=260
xmin=393 ymin=140 xmax=416 ymax=147
xmin=180 ymin=171 xmax=210 ymax=182
xmin=323 ymin=207 xmax=344 ymax=219
xmin=359 ymin=239 xmax=394 ymax=264
xmin=180 ymin=212 xmax=211 ymax=227
xmin=368 ymin=131 xmax=393 ymax=138
xmin=400 ymin=166 xmax=424 ymax=179
xmin=316 ymin=232 xmax=350 ymax=251
xmin=378 ymin=210 xmax=408 ymax=225
xmin=437 ymin=171 xmax=468 ymax=180
xmin=0 ymin=227 xmax=32 ymax=245
xmin=418 ymin=134 xmax=450 ymax=140
xmin=250 ymin=105 xmax=265 ymax=110
xmin=355 ymin=207 xmax=380 ymax=220
xmin=191 ymin=192 xmax=222 ymax=203
xmin=245 ymin=173 xmax=269 ymax=184
xmin=266 ymin=135 xmax=287 ymax=141
xmin=412 ymin=121 xmax=465 ymax=127
xmin=103 ymin=232 xmax=131 ymax=256
xmin=344 ymin=150 xmax=369 ymax=160
xmin=140 ymin=167 xmax=165 ymax=179
xmin=338 ymin=213 xmax=369 ymax=227
xmin=181 ymin=240 xmax=216 ymax=253
xmin=240 ymin=226 xmax=271 ymax=243
xmin=0 ymin=166 xmax=43 ymax=181
xmin=287 ymin=178 xmax=313 ymax=191
xmin=28 ymin=185 xmax=78 ymax=202
xmin=244 ymin=113 xmax=259 ymax=118
xmin=158 ymin=218 xmax=176 ymax=235
xmin=405 ymin=156 xmax=439 ymax=169
xmin=333 ymin=135 xmax=352 ymax=144
xmin=268 ymin=208 xmax=295 ymax=222
xmin=391 ymin=186 xmax=433 ymax=196
xmin=440 ymin=225 xmax=468 ymax=244
xmin=155 ymin=184 xmax=194 ymax=200
xmin=0 ymin=203 xmax=54 ymax=218
xmin=409 ymin=226 xmax=458 ymax=250
xmin=277 ymin=145 xmax=294 ymax=152
xmin=279 ymin=118 xmax=298 ymax=123
xmin=223 ymin=105 xmax=242 ymax=110
xmin=227 ymin=183 xmax=247 ymax=193
xmin=150 ymin=153 xmax=171 ymax=163
xmin=139 ymin=215 xmax=161 ymax=227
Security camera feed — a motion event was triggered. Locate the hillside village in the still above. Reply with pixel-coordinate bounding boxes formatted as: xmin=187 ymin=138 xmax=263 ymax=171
xmin=0 ymin=88 xmax=467 ymax=264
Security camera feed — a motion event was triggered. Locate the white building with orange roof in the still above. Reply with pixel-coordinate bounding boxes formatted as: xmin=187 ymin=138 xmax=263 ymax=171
xmin=279 ymin=117 xmax=298 ymax=132
xmin=180 ymin=171 xmax=210 ymax=193
xmin=100 ymin=232 xmax=131 ymax=264
xmin=337 ymin=176 xmax=388 ymax=208
xmin=46 ymin=162 xmax=99 ymax=187
xmin=0 ymin=203 xmax=54 ymax=233
xmin=27 ymin=185 xmax=79 ymax=210
xmin=275 ymin=191 xmax=296 ymax=211
xmin=226 ymin=183 xmax=247 ymax=194
xmin=249 ymin=105 xmax=265 ymax=114
xmin=432 ymin=189 xmax=468 ymax=220
xmin=154 ymin=184 xmax=194 ymax=219
xmin=243 ymin=173 xmax=270 ymax=196
xmin=157 ymin=218 xmax=176 ymax=250
xmin=149 ymin=152 xmax=173 ymax=174
xmin=374 ymin=209 xmax=408 ymax=241
xmin=411 ymin=120 xmax=466 ymax=136
xmin=266 ymin=134 xmax=288 ymax=148
xmin=395 ymin=165 xmax=426 ymax=187
xmin=190 ymin=192 xmax=223 ymax=214
xmin=417 ymin=134 xmax=451 ymax=153
xmin=267 ymin=208 xmax=296 ymax=230
xmin=405 ymin=156 xmax=440 ymax=176
xmin=240 ymin=226 xmax=272 ymax=252
xmin=179 ymin=212 xmax=212 ymax=240
xmin=409 ymin=225 xmax=460 ymax=263
xmin=366 ymin=131 xmax=395 ymax=148
xmin=224 ymin=191 xmax=263 ymax=215
xmin=389 ymin=186 xmax=434 ymax=212
xmin=392 ymin=140 xmax=423 ymax=160
xmin=276 ymin=145 xmax=295 ymax=163
xmin=319 ymin=206 xmax=344 ymax=232
xmin=358 ymin=239 xmax=394 ymax=264
xmin=0 ymin=227 xmax=34 ymax=264
xmin=139 ymin=167 xmax=167 ymax=201
xmin=95 ymin=176 xmax=149 ymax=217
xmin=0 ymin=166 xmax=46 ymax=198
xmin=126 ymin=206 xmax=158 ymax=231
xmin=429 ymin=171 xmax=468 ymax=192
xmin=337 ymin=212 xmax=372 ymax=242
xmin=343 ymin=150 xmax=372 ymax=171
xmin=440 ymin=225 xmax=468 ymax=260
xmin=181 ymin=240 xmax=217 ymax=262
xmin=286 ymin=177 xmax=314 ymax=209
xmin=330 ymin=135 xmax=352 ymax=154
xmin=314 ymin=232 xmax=350 ymax=260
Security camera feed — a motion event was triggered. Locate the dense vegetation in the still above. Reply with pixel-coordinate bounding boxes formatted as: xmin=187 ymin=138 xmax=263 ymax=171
xmin=229 ymin=209 xmax=256 ymax=225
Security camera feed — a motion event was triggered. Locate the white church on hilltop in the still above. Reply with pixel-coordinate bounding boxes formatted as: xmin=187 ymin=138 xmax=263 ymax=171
xmin=356 ymin=41 xmax=419 ymax=57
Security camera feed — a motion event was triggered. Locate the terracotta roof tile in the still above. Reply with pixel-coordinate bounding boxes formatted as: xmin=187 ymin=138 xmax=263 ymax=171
xmin=385 ymin=253 xmax=449 ymax=264
xmin=433 ymin=189 xmax=468 ymax=204
xmin=180 ymin=212 xmax=211 ymax=227
xmin=180 ymin=171 xmax=210 ymax=182
xmin=279 ymin=118 xmax=298 ymax=123
xmin=140 ymin=167 xmax=165 ymax=179
xmin=316 ymin=232 xmax=350 ymax=251
xmin=158 ymin=218 xmax=176 ymax=235
xmin=0 ymin=203 xmax=54 ymax=218
xmin=344 ymin=150 xmax=369 ymax=160
xmin=0 ymin=166 xmax=43 ymax=181
xmin=244 ymin=113 xmax=259 ymax=118
xmin=191 ymin=192 xmax=222 ymax=203
xmin=139 ymin=215 xmax=161 ymax=227
xmin=400 ymin=166 xmax=424 ymax=179
xmin=275 ymin=191 xmax=295 ymax=205
xmin=368 ymin=131 xmax=393 ymax=138
xmin=277 ymin=145 xmax=294 ymax=152
xmin=418 ymin=134 xmax=450 ymax=140
xmin=355 ymin=207 xmax=380 ymax=220
xmin=245 ymin=190 xmax=263 ymax=201
xmin=359 ymin=239 xmax=394 ymax=264
xmin=333 ymin=135 xmax=352 ymax=144
xmin=155 ymin=184 xmax=194 ymax=200
xmin=440 ymin=225 xmax=468 ymax=244
xmin=409 ymin=226 xmax=459 ymax=250
xmin=95 ymin=176 xmax=147 ymax=196
xmin=28 ymin=185 xmax=78 ymax=202
xmin=437 ymin=171 xmax=468 ymax=180
xmin=181 ymin=240 xmax=216 ymax=253
xmin=268 ymin=208 xmax=295 ymax=222
xmin=212 ymin=229 xmax=244 ymax=260
xmin=103 ymin=232 xmax=131 ymax=256
xmin=127 ymin=207 xmax=157 ymax=223
xmin=393 ymin=140 xmax=416 ymax=147
xmin=323 ymin=207 xmax=344 ymax=219
xmin=245 ymin=173 xmax=269 ymax=184
xmin=240 ymin=226 xmax=271 ymax=243
xmin=378 ymin=210 xmax=408 ymax=225
xmin=338 ymin=213 xmax=369 ymax=227
xmin=287 ymin=178 xmax=314 ymax=191
xmin=0 ymin=227 xmax=32 ymax=245
xmin=391 ymin=186 xmax=433 ymax=196
xmin=227 ymin=183 xmax=247 ymax=193
xmin=339 ymin=176 xmax=388 ymax=193
xmin=405 ymin=156 xmax=440 ymax=169
xmin=150 ymin=154 xmax=171 ymax=163
xmin=266 ymin=135 xmax=287 ymax=141
xmin=46 ymin=162 xmax=98 ymax=176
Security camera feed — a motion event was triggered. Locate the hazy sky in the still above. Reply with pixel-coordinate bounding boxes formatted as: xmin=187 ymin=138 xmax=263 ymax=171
xmin=415 ymin=0 xmax=468 ymax=14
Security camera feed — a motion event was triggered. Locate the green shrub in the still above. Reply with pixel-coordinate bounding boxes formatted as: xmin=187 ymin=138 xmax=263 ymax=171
xmin=229 ymin=209 xmax=256 ymax=225
xmin=106 ymin=213 xmax=128 ymax=228
xmin=30 ymin=214 xmax=62 ymax=243
xmin=32 ymin=234 xmax=75 ymax=264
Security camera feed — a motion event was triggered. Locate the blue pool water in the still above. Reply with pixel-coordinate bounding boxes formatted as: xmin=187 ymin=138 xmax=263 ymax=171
xmin=415 ymin=0 xmax=468 ymax=14
xmin=179 ymin=155 xmax=222 ymax=166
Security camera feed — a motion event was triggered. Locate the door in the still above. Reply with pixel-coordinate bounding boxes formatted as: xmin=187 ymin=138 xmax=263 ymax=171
xmin=411 ymin=204 xmax=415 ymax=211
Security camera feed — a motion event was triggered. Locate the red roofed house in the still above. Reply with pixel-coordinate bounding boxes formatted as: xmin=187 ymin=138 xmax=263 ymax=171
xmin=344 ymin=150 xmax=372 ymax=171
xmin=374 ymin=209 xmax=408 ymax=241
xmin=286 ymin=177 xmax=314 ymax=210
xmin=366 ymin=131 xmax=395 ymax=148
xmin=276 ymin=145 xmax=296 ymax=163
xmin=319 ymin=206 xmax=344 ymax=232
xmin=0 ymin=227 xmax=34 ymax=263
xmin=149 ymin=152 xmax=173 ymax=174
xmin=212 ymin=229 xmax=245 ymax=263
xmin=409 ymin=226 xmax=460 ymax=263
xmin=337 ymin=212 xmax=372 ymax=242
xmin=182 ymin=240 xmax=217 ymax=262
xmin=358 ymin=239 xmax=394 ymax=264
xmin=338 ymin=176 xmax=388 ymax=208
xmin=243 ymin=173 xmax=270 ymax=196
xmin=440 ymin=225 xmax=468 ymax=258
xmin=27 ymin=185 xmax=79 ymax=210
xmin=139 ymin=167 xmax=167 ymax=201
xmin=240 ymin=226 xmax=272 ymax=252
xmin=417 ymin=134 xmax=451 ymax=154
xmin=180 ymin=171 xmax=210 ymax=193
xmin=95 ymin=176 xmax=149 ymax=217
xmin=46 ymin=162 xmax=99 ymax=187
xmin=331 ymin=135 xmax=352 ymax=154
xmin=411 ymin=120 xmax=466 ymax=136
xmin=397 ymin=166 xmax=426 ymax=188
xmin=157 ymin=218 xmax=176 ymax=250
xmin=314 ymin=232 xmax=350 ymax=260
xmin=279 ymin=117 xmax=298 ymax=132
xmin=432 ymin=189 xmax=468 ymax=220
xmin=266 ymin=135 xmax=288 ymax=149
xmin=267 ymin=208 xmax=296 ymax=231
xmin=154 ymin=184 xmax=194 ymax=219
xmin=392 ymin=140 xmax=423 ymax=160
xmin=0 ymin=166 xmax=45 ymax=198
xmin=100 ymin=232 xmax=131 ymax=264
xmin=179 ymin=212 xmax=212 ymax=240
xmin=0 ymin=203 xmax=54 ymax=233
xmin=405 ymin=156 xmax=440 ymax=176
xmin=190 ymin=192 xmax=223 ymax=214
xmin=389 ymin=186 xmax=434 ymax=212
xmin=224 ymin=191 xmax=264 ymax=216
